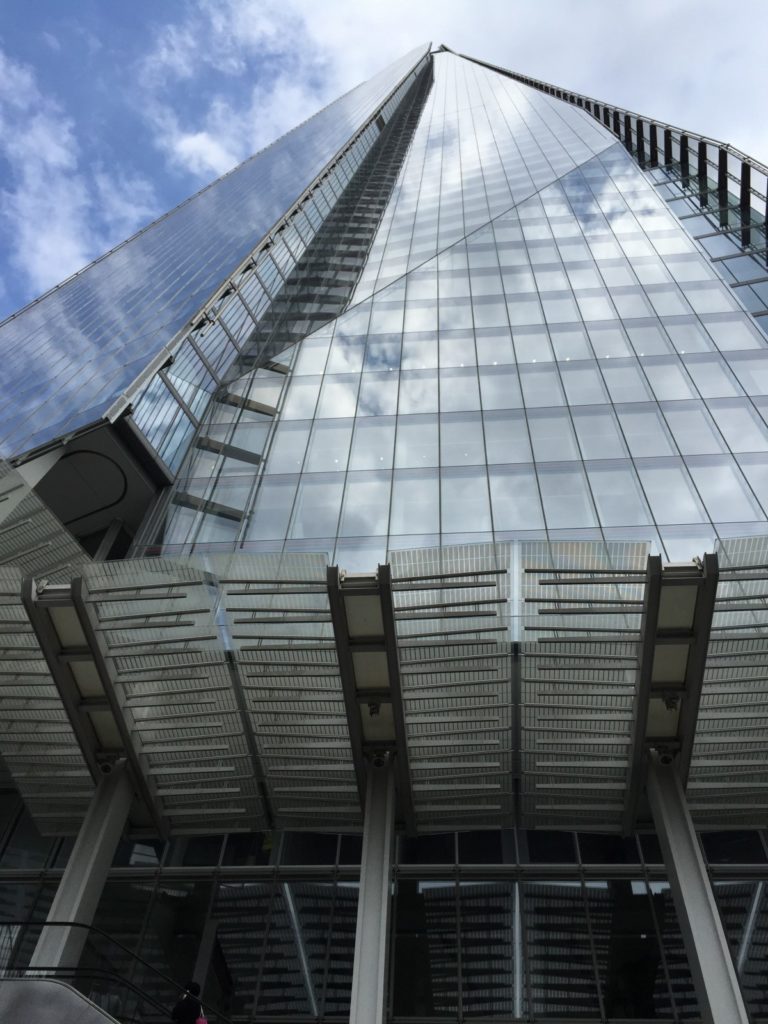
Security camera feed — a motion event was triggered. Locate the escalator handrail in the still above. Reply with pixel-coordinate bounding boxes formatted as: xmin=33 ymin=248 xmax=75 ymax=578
xmin=0 ymin=917 xmax=232 ymax=1023
xmin=1 ymin=963 xmax=171 ymax=1019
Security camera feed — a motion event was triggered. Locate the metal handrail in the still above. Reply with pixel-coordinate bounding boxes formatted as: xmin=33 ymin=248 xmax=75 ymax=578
xmin=0 ymin=917 xmax=233 ymax=1023
xmin=2 ymin=963 xmax=171 ymax=1019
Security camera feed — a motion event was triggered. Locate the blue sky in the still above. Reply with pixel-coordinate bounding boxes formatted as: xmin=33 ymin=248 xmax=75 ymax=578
xmin=1 ymin=0 xmax=766 ymax=322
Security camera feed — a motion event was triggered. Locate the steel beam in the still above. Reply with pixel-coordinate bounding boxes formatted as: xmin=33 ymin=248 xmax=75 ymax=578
xmin=71 ymin=577 xmax=167 ymax=838
xmin=29 ymin=761 xmax=133 ymax=972
xmin=647 ymin=751 xmax=749 ymax=1024
xmin=377 ymin=564 xmax=415 ymax=834
xmin=349 ymin=757 xmax=395 ymax=1024
xmin=621 ymin=555 xmax=662 ymax=834
xmin=327 ymin=566 xmax=368 ymax=806
xmin=623 ymin=554 xmax=718 ymax=833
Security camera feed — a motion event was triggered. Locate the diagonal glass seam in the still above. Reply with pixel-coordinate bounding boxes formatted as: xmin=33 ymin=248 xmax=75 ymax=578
xmin=219 ymin=62 xmax=435 ymax=391
xmin=288 ymin=137 xmax=623 ymax=338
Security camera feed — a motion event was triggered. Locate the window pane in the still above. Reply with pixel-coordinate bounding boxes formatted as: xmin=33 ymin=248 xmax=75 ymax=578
xmin=519 ymin=364 xmax=565 ymax=407
xmin=587 ymin=462 xmax=653 ymax=526
xmin=686 ymin=457 xmax=765 ymax=522
xmin=636 ymin=462 xmax=707 ymax=524
xmin=289 ymin=474 xmax=344 ymax=538
xmin=316 ymin=375 xmax=359 ymax=417
xmin=572 ymin=406 xmax=627 ymax=459
xmin=441 ymin=467 xmax=491 ymax=532
xmin=479 ymin=366 xmax=523 ymax=409
xmin=529 ymin=408 xmax=580 ymax=461
xmin=642 ymin=357 xmax=696 ymax=401
xmin=395 ymin=415 xmax=439 ymax=468
xmin=483 ymin=410 xmax=532 ymax=463
xmin=559 ymin=361 xmax=608 ymax=404
xmin=617 ymin=405 xmax=676 ymax=457
xmin=339 ymin=471 xmax=391 ymax=537
xmin=440 ymin=412 xmax=486 ymax=465
xmin=440 ymin=367 xmax=480 ymax=411
xmin=304 ymin=419 xmax=353 ymax=472
xmin=390 ymin=469 xmax=439 ymax=534
xmin=661 ymin=402 xmax=726 ymax=455
xmin=538 ymin=464 xmax=597 ymax=528
xmin=399 ymin=370 xmax=439 ymax=414
xmin=489 ymin=465 xmax=544 ymax=530
xmin=708 ymin=399 xmax=768 ymax=453
xmin=602 ymin=360 xmax=651 ymax=403
xmin=349 ymin=416 xmax=396 ymax=469
xmin=246 ymin=476 xmax=298 ymax=540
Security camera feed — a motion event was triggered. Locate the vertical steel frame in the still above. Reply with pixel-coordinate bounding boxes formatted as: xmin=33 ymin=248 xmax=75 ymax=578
xmin=349 ymin=758 xmax=395 ymax=1024
xmin=647 ymin=751 xmax=749 ymax=1024
xmin=28 ymin=761 xmax=133 ymax=972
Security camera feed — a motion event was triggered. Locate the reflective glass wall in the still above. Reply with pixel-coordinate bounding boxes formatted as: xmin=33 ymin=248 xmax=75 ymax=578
xmin=0 ymin=45 xmax=429 ymax=459
xmin=5 ymin=794 xmax=768 ymax=1022
xmin=146 ymin=52 xmax=768 ymax=568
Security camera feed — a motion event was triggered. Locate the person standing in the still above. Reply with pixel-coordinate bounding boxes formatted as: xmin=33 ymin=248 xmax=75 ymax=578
xmin=171 ymin=981 xmax=204 ymax=1023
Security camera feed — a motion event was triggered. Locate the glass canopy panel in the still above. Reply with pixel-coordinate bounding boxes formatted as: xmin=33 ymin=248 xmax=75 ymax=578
xmin=8 ymin=539 xmax=768 ymax=835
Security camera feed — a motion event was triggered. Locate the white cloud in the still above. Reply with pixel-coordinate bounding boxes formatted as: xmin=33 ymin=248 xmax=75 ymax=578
xmin=131 ymin=0 xmax=768 ymax=189
xmin=0 ymin=48 xmax=159 ymax=302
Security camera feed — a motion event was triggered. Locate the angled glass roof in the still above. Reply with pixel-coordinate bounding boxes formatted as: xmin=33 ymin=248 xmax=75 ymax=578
xmin=0 ymin=44 xmax=429 ymax=460
xmin=5 ymin=538 xmax=768 ymax=836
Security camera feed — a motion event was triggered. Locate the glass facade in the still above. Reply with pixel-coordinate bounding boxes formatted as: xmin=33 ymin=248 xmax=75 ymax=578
xmin=145 ymin=52 xmax=768 ymax=568
xmin=5 ymin=42 xmax=768 ymax=1024
xmin=4 ymin=798 xmax=768 ymax=1022
xmin=0 ymin=44 xmax=429 ymax=460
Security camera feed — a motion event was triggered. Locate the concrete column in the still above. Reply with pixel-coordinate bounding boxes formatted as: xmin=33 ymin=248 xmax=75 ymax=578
xmin=349 ymin=756 xmax=395 ymax=1024
xmin=29 ymin=762 xmax=133 ymax=972
xmin=646 ymin=751 xmax=749 ymax=1024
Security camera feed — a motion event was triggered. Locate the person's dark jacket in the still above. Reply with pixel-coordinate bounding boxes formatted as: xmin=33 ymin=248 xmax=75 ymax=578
xmin=171 ymin=992 xmax=203 ymax=1023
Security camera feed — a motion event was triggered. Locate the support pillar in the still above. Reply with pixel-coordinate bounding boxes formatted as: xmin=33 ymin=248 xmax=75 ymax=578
xmin=349 ymin=756 xmax=395 ymax=1024
xmin=646 ymin=751 xmax=749 ymax=1024
xmin=29 ymin=762 xmax=133 ymax=972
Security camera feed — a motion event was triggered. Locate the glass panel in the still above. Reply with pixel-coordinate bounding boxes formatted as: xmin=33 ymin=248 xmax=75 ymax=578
xmin=289 ymin=474 xmax=344 ymax=538
xmin=440 ymin=412 xmax=486 ymax=465
xmin=686 ymin=456 xmax=765 ymax=522
xmin=586 ymin=462 xmax=653 ymax=526
xmin=642 ymin=357 xmax=696 ymax=401
xmin=522 ymin=880 xmax=600 ymax=1017
xmin=483 ymin=410 xmax=532 ymax=463
xmin=393 ymin=880 xmax=458 ymax=1016
xmin=538 ymin=464 xmax=598 ymax=528
xmin=459 ymin=881 xmax=516 ymax=1017
xmin=661 ymin=402 xmax=726 ymax=455
xmin=572 ymin=406 xmax=628 ymax=459
xmin=478 ymin=365 xmax=523 ymax=409
xmin=394 ymin=415 xmax=439 ymax=468
xmin=339 ymin=471 xmax=391 ymax=537
xmin=441 ymin=467 xmax=491 ymax=533
xmin=304 ymin=419 xmax=353 ymax=473
xmin=138 ymin=880 xmax=212 ymax=1014
xmin=489 ymin=465 xmax=545 ymax=530
xmin=210 ymin=881 xmax=270 ymax=1017
xmin=617 ymin=405 xmax=676 ymax=457
xmin=519 ymin=364 xmax=565 ymax=407
xmin=559 ymin=362 xmax=608 ymax=404
xmin=586 ymin=879 xmax=669 ymax=1019
xmin=529 ymin=408 xmax=580 ymax=461
xmin=390 ymin=469 xmax=439 ymax=534
xmin=708 ymin=398 xmax=768 ymax=453
xmin=348 ymin=416 xmax=396 ymax=469
xmin=636 ymin=461 xmax=708 ymax=524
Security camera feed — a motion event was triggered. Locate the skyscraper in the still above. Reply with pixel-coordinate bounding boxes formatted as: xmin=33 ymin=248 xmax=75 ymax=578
xmin=1 ymin=42 xmax=768 ymax=1023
